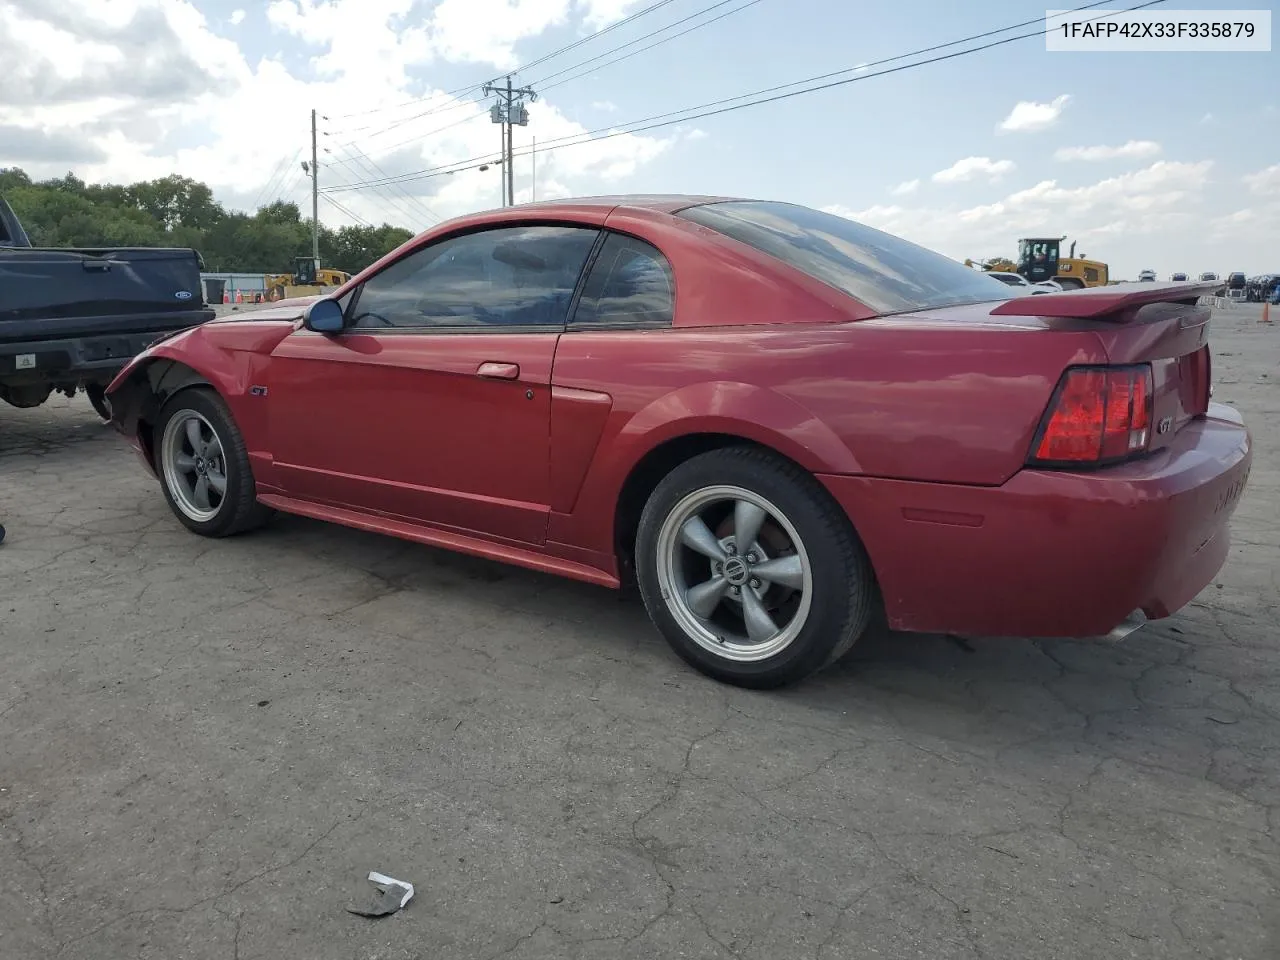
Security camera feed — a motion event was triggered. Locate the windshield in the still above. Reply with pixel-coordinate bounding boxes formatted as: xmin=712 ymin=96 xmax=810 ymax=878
xmin=677 ymin=201 xmax=1014 ymax=315
xmin=1018 ymin=239 xmax=1058 ymax=268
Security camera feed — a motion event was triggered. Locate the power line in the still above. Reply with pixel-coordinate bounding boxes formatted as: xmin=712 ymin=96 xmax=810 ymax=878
xmin=325 ymin=0 xmax=1154 ymax=196
xmin=251 ymin=150 xmax=299 ymax=210
xmin=328 ymin=83 xmax=485 ymax=122
xmin=274 ymin=162 xmax=308 ymax=204
xmin=331 ymin=95 xmax=487 ymax=139
xmin=343 ymin=148 xmax=443 ymax=223
xmin=321 ymin=193 xmax=373 ymax=227
xmin=532 ymin=0 xmax=764 ymax=91
xmin=327 ymin=144 xmax=442 ymax=225
xmin=331 ymin=2 xmax=750 ymax=156
xmin=514 ymin=0 xmax=683 ymax=75
xmin=335 ymin=103 xmax=493 ymax=159
xmin=327 ymin=0 xmax=681 ymax=122
xmin=324 ymin=152 xmax=421 ymax=227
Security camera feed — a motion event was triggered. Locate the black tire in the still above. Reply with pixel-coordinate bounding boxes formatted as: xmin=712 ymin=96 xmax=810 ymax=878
xmin=153 ymin=387 xmax=273 ymax=538
xmin=85 ymin=383 xmax=112 ymax=422
xmin=635 ymin=447 xmax=875 ymax=689
xmin=1056 ymin=277 xmax=1084 ymax=290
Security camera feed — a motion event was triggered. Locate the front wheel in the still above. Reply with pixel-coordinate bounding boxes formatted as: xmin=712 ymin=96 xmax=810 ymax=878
xmin=636 ymin=448 xmax=876 ymax=689
xmin=154 ymin=388 xmax=272 ymax=537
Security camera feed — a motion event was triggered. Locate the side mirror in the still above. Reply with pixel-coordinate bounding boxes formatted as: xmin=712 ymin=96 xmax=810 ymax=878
xmin=304 ymin=298 xmax=345 ymax=334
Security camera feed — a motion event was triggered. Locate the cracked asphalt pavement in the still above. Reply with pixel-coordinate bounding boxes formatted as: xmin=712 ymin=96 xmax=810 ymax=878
xmin=2 ymin=303 xmax=1277 ymax=959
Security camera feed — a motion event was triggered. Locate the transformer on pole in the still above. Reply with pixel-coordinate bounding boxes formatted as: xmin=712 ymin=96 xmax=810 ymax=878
xmin=482 ymin=76 xmax=536 ymax=206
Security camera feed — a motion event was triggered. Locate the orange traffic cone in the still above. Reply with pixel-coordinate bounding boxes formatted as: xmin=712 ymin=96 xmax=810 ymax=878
xmin=1262 ymin=300 xmax=1272 ymax=324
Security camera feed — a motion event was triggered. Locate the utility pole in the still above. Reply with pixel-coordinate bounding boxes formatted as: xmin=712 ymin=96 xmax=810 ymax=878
xmin=483 ymin=76 xmax=536 ymax=206
xmin=531 ymin=136 xmax=536 ymax=202
xmin=310 ymin=108 xmax=320 ymax=269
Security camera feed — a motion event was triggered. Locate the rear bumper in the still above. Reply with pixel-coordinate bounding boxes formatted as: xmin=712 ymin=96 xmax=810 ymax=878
xmin=0 ymin=330 xmax=180 ymax=385
xmin=820 ymin=403 xmax=1252 ymax=638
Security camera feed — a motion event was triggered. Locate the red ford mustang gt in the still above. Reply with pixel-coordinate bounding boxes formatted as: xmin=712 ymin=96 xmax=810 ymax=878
xmin=106 ymin=197 xmax=1252 ymax=688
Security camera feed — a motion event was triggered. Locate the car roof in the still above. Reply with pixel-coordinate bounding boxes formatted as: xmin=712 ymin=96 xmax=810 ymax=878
xmin=453 ymin=194 xmax=742 ymax=222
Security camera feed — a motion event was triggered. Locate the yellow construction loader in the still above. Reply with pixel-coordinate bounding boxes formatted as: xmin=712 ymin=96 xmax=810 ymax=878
xmin=964 ymin=257 xmax=1018 ymax=273
xmin=1013 ymin=237 xmax=1109 ymax=288
xmin=264 ymin=257 xmax=351 ymax=301
xmin=968 ymin=238 xmax=1110 ymax=289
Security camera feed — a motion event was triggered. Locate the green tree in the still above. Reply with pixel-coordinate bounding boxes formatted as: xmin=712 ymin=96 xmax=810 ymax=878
xmin=1 ymin=167 xmax=418 ymax=276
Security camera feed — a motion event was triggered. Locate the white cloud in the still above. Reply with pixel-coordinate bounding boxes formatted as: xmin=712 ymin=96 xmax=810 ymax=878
xmin=0 ymin=0 xmax=673 ymax=228
xmin=591 ymin=100 xmax=618 ymax=112
xmin=1243 ymin=163 xmax=1280 ymax=196
xmin=891 ymin=179 xmax=919 ymax=196
xmin=998 ymin=94 xmax=1071 ymax=132
xmin=264 ymin=0 xmax=578 ymax=73
xmin=1209 ymin=200 xmax=1280 ymax=252
xmin=577 ymin=0 xmax=646 ymax=29
xmin=1054 ymin=140 xmax=1161 ymax=162
xmin=825 ymin=160 xmax=1217 ymax=278
xmin=229 ymin=8 xmax=245 ymax=24
xmin=932 ymin=156 xmax=1015 ymax=184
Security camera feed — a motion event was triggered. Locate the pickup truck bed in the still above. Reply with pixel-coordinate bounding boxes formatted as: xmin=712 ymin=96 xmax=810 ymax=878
xmin=0 ymin=242 xmax=213 ymax=418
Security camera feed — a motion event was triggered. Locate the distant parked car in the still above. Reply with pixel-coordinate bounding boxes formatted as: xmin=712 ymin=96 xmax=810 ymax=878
xmin=983 ymin=271 xmax=1054 ymax=295
xmin=1171 ymin=272 xmax=1188 ymax=282
xmin=104 ymin=196 xmax=1251 ymax=689
xmin=1200 ymin=272 xmax=1219 ymax=282
xmin=1245 ymin=275 xmax=1276 ymax=301
xmin=1139 ymin=269 xmax=1157 ymax=282
xmin=984 ymin=270 xmax=1031 ymax=287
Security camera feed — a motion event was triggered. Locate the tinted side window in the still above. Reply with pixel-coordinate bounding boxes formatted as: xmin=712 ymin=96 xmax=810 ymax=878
xmin=572 ymin=233 xmax=674 ymax=327
xmin=350 ymin=225 xmax=599 ymax=329
xmin=679 ymin=201 xmax=1014 ymax=315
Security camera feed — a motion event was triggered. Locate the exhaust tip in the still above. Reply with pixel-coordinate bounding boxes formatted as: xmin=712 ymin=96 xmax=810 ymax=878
xmin=1102 ymin=610 xmax=1147 ymax=642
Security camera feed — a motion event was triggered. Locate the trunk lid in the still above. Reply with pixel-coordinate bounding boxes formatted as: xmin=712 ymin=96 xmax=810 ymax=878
xmin=991 ymin=281 xmax=1217 ymax=454
xmin=0 ymin=246 xmax=207 ymax=338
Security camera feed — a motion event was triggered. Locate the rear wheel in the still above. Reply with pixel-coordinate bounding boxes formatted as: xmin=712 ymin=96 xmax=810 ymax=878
xmin=636 ymin=447 xmax=875 ymax=689
xmin=154 ymin=388 xmax=272 ymax=537
xmin=1055 ymin=277 xmax=1084 ymax=290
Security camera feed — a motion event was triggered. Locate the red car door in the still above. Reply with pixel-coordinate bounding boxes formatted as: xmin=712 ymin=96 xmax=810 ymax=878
xmin=265 ymin=224 xmax=602 ymax=546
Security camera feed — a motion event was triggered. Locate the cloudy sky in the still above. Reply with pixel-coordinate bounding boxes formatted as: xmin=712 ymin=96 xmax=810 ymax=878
xmin=1 ymin=0 xmax=1276 ymax=278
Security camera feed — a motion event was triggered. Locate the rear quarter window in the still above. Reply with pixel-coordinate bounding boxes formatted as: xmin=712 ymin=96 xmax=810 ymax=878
xmin=678 ymin=200 xmax=1014 ymax=315
xmin=572 ymin=233 xmax=674 ymax=328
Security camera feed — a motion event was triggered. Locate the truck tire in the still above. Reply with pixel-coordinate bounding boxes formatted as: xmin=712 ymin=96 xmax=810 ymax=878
xmin=154 ymin=387 xmax=273 ymax=538
xmin=0 ymin=384 xmax=52 ymax=409
xmin=85 ymin=383 xmax=112 ymax=422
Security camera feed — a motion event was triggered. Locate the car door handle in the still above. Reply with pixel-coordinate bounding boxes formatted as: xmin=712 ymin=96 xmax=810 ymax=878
xmin=476 ymin=361 xmax=520 ymax=380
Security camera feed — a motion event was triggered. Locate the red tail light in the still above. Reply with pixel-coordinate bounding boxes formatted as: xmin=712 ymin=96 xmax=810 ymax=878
xmin=1029 ymin=365 xmax=1153 ymax=466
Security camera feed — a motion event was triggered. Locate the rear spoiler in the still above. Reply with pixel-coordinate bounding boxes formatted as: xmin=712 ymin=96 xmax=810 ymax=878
xmin=990 ymin=280 xmax=1222 ymax=319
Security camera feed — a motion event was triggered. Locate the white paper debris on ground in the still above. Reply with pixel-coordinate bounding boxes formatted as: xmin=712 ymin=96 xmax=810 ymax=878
xmin=346 ymin=871 xmax=415 ymax=918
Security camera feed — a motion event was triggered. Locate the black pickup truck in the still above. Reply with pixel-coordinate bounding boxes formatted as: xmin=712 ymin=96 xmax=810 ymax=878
xmin=1 ymin=194 xmax=214 ymax=420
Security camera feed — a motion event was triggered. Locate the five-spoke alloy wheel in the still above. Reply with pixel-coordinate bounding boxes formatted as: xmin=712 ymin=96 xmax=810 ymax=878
xmin=637 ymin=447 xmax=876 ymax=688
xmin=162 ymin=410 xmax=229 ymax=523
xmin=155 ymin=388 xmax=272 ymax=537
xmin=655 ymin=485 xmax=814 ymax=663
